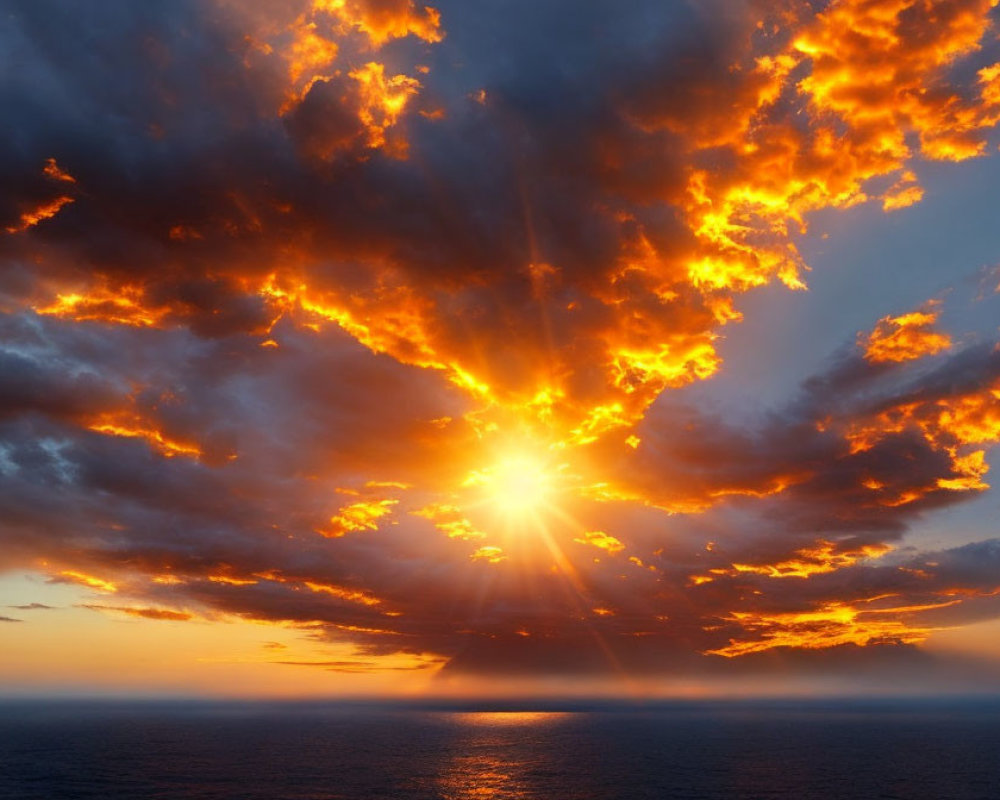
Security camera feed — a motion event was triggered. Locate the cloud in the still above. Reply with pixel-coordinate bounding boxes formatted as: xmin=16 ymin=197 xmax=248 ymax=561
xmin=3 ymin=0 xmax=993 ymax=450
xmin=79 ymin=604 xmax=194 ymax=622
xmin=861 ymin=303 xmax=952 ymax=364
xmin=0 ymin=0 xmax=999 ymax=686
xmin=274 ymin=659 xmax=441 ymax=673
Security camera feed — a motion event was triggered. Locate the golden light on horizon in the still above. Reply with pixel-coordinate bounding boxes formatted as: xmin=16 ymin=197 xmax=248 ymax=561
xmin=454 ymin=711 xmax=570 ymax=726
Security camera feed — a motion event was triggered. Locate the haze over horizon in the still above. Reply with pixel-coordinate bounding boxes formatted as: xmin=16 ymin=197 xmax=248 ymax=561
xmin=3 ymin=0 xmax=1000 ymax=700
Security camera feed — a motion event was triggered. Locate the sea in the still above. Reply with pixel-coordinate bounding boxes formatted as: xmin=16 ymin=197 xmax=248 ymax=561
xmin=1 ymin=699 xmax=999 ymax=799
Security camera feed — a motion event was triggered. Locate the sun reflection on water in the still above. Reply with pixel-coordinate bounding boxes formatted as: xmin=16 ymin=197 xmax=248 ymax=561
xmin=454 ymin=711 xmax=570 ymax=726
xmin=435 ymin=712 xmax=569 ymax=799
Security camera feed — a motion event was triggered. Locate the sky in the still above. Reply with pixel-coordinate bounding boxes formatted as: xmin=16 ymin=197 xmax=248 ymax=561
xmin=2 ymin=0 xmax=1000 ymax=699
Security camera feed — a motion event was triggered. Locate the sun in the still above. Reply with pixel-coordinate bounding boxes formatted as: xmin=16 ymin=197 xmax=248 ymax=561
xmin=486 ymin=455 xmax=552 ymax=515
xmin=464 ymin=449 xmax=562 ymax=521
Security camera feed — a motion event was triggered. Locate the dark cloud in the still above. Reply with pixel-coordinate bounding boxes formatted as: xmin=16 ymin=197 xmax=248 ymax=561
xmin=625 ymin=340 xmax=1000 ymax=526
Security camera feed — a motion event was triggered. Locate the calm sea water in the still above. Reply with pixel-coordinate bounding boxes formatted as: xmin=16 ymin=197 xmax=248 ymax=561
xmin=1 ymin=701 xmax=999 ymax=799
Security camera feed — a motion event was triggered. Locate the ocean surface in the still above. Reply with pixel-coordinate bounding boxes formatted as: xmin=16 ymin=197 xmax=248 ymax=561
xmin=1 ymin=700 xmax=999 ymax=799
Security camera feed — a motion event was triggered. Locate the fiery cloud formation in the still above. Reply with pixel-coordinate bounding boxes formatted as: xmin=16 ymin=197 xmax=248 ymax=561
xmin=2 ymin=0 xmax=1000 ymax=695
xmin=863 ymin=305 xmax=953 ymax=363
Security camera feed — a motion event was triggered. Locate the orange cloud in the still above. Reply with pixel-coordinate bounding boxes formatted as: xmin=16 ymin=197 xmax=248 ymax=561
xmin=321 ymin=499 xmax=398 ymax=537
xmin=303 ymin=581 xmax=384 ymax=607
xmin=55 ymin=571 xmax=118 ymax=593
xmin=5 ymin=196 xmax=74 ymax=235
xmin=845 ymin=375 xmax=1000 ymax=499
xmin=412 ymin=504 xmax=486 ymax=540
xmin=706 ymin=599 xmax=950 ymax=658
xmin=208 ymin=575 xmax=260 ymax=586
xmin=86 ymin=412 xmax=203 ymax=460
xmin=250 ymin=0 xmax=439 ymax=135
xmin=862 ymin=304 xmax=952 ymax=363
xmin=81 ymin=604 xmax=193 ymax=622
xmin=349 ymin=62 xmax=422 ymax=155
xmin=36 ymin=286 xmax=171 ymax=328
xmin=574 ymin=530 xmax=626 ymax=555
xmin=793 ymin=0 xmax=1000 ymax=164
xmin=693 ymin=541 xmax=892 ymax=583
xmin=470 ymin=546 xmax=506 ymax=564
xmin=42 ymin=157 xmax=76 ymax=184
xmin=326 ymin=0 xmax=443 ymax=47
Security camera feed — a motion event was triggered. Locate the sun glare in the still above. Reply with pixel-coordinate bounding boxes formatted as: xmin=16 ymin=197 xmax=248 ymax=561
xmin=464 ymin=451 xmax=561 ymax=521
